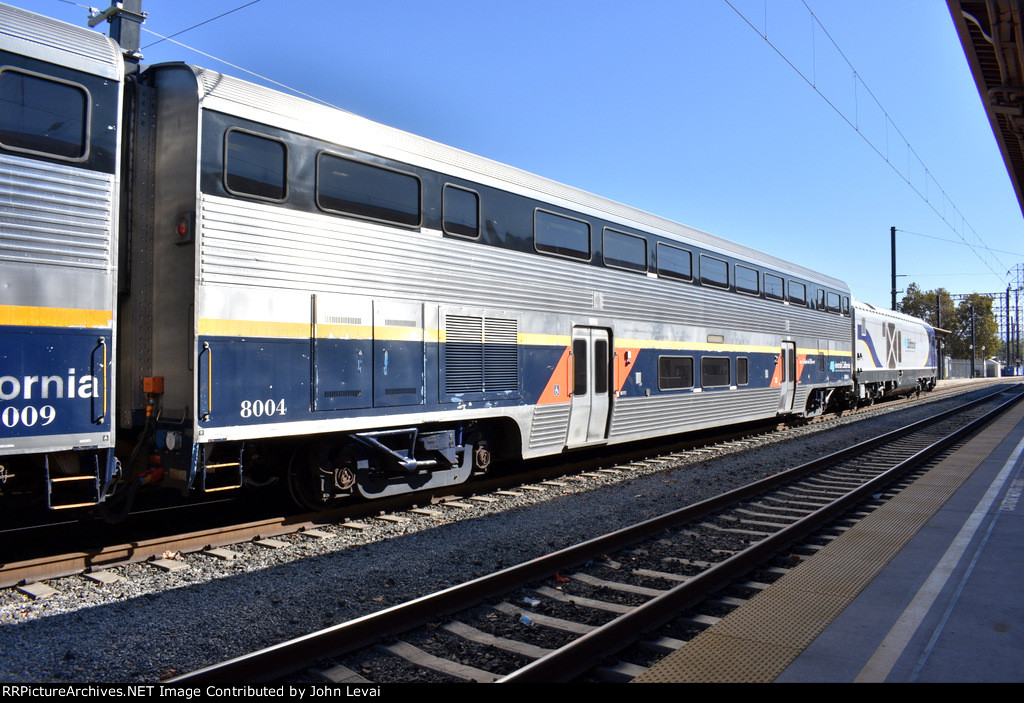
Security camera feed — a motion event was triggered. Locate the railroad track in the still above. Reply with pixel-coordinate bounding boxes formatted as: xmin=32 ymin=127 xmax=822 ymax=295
xmin=168 ymin=382 xmax=1023 ymax=684
xmin=3 ymin=380 xmax=996 ymax=591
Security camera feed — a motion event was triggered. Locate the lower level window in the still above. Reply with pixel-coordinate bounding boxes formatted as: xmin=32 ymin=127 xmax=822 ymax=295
xmin=659 ymin=356 xmax=694 ymax=390
xmin=701 ymin=356 xmax=730 ymax=387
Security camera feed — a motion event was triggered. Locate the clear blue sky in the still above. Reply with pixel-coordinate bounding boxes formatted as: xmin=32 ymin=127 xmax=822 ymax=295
xmin=17 ymin=0 xmax=1024 ymax=308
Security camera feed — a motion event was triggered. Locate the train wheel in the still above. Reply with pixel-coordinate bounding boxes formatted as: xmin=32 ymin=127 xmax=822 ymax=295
xmin=286 ymin=443 xmax=357 ymax=511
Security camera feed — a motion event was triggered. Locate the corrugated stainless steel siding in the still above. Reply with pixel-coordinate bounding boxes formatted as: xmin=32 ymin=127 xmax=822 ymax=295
xmin=529 ymin=404 xmax=570 ymax=449
xmin=0 ymin=154 xmax=113 ymax=271
xmin=193 ymin=68 xmax=846 ymax=292
xmin=200 ymin=197 xmax=592 ymax=314
xmin=609 ymin=387 xmax=780 ymax=437
xmin=199 ymin=197 xmax=848 ymax=341
xmin=0 ymin=4 xmax=122 ymax=80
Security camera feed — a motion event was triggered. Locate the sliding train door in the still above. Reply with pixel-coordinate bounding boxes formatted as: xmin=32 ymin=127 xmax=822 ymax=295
xmin=566 ymin=327 xmax=612 ymax=446
xmin=778 ymin=341 xmax=797 ymax=413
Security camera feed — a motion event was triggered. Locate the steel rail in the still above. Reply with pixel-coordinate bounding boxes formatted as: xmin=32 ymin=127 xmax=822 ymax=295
xmin=0 ymin=379 xmax=994 ymax=586
xmin=0 ymin=515 xmax=321 ymax=589
xmin=171 ymin=384 xmax=1020 ymax=683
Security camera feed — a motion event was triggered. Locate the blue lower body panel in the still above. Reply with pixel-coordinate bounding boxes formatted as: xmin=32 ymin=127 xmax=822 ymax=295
xmin=0 ymin=325 xmax=112 ymax=453
xmin=194 ymin=334 xmax=851 ymax=437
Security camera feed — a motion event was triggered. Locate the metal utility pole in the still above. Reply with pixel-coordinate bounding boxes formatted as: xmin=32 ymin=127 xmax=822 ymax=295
xmin=891 ymin=226 xmax=897 ymax=311
xmin=88 ymin=1 xmax=146 ymax=71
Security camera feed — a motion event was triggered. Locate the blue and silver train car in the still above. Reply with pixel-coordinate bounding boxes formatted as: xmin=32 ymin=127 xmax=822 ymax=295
xmin=0 ymin=3 xmax=861 ymax=513
xmin=123 ymin=62 xmax=856 ymax=508
xmin=0 ymin=5 xmax=122 ymax=509
xmin=853 ymin=300 xmax=937 ymax=401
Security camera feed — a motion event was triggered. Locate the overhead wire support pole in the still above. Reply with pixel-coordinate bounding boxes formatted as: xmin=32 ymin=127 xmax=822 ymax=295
xmin=891 ymin=226 xmax=897 ymax=311
xmin=88 ymin=1 xmax=147 ymax=71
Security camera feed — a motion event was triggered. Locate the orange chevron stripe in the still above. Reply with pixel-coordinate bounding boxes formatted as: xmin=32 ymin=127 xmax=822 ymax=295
xmin=536 ymin=346 xmax=572 ymax=405
xmin=614 ymin=347 xmax=643 ymax=394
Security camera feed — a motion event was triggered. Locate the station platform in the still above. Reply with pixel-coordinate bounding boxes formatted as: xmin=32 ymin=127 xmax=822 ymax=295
xmin=633 ymin=392 xmax=1024 ymax=683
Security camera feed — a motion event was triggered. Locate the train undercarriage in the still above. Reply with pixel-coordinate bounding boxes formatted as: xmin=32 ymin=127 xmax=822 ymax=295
xmin=0 ymin=420 xmax=506 ymax=520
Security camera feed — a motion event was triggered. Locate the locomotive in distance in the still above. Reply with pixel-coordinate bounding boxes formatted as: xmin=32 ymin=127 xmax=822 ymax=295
xmin=0 ymin=3 xmax=937 ymax=516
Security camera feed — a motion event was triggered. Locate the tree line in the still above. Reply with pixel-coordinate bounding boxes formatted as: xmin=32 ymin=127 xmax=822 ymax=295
xmin=898 ymin=283 xmax=1003 ymax=361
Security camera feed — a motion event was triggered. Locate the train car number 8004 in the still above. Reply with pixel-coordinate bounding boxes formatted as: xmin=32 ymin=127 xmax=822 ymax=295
xmin=239 ymin=399 xmax=287 ymax=419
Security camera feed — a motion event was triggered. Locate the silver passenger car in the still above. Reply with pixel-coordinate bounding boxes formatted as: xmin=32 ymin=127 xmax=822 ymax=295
xmin=0 ymin=4 xmax=123 ymax=508
xmin=122 ymin=63 xmax=854 ymax=507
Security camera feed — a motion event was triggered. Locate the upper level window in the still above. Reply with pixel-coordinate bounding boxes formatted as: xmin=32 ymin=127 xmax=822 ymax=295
xmin=0 ymin=69 xmax=88 ymax=160
xmin=317 ymin=153 xmax=420 ymax=226
xmin=765 ymin=273 xmax=784 ymax=300
xmin=736 ymin=264 xmax=759 ymax=295
xmin=789 ymin=280 xmax=807 ymax=305
xmin=225 ymin=129 xmax=287 ymax=201
xmin=603 ymin=228 xmax=647 ymax=271
xmin=535 ymin=210 xmax=590 ymax=260
xmin=657 ymin=243 xmax=692 ymax=280
xmin=443 ymin=185 xmax=479 ymax=238
xmin=700 ymin=255 xmax=729 ymax=289
xmin=827 ymin=291 xmax=841 ymax=312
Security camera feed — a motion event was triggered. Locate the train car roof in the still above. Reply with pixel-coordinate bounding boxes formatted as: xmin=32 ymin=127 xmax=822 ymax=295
xmin=156 ymin=63 xmax=849 ymax=293
xmin=0 ymin=3 xmax=123 ymax=81
xmin=853 ymin=298 xmax=939 ymax=331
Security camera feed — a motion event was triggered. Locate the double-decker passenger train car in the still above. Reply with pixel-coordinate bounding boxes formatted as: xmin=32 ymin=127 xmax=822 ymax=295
xmin=124 ymin=60 xmax=855 ymax=509
xmin=0 ymin=3 xmax=933 ymax=516
xmin=0 ymin=5 xmax=122 ymax=509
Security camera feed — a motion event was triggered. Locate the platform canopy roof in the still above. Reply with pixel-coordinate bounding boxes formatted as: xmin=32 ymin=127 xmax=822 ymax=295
xmin=949 ymin=1 xmax=1024 ymax=218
